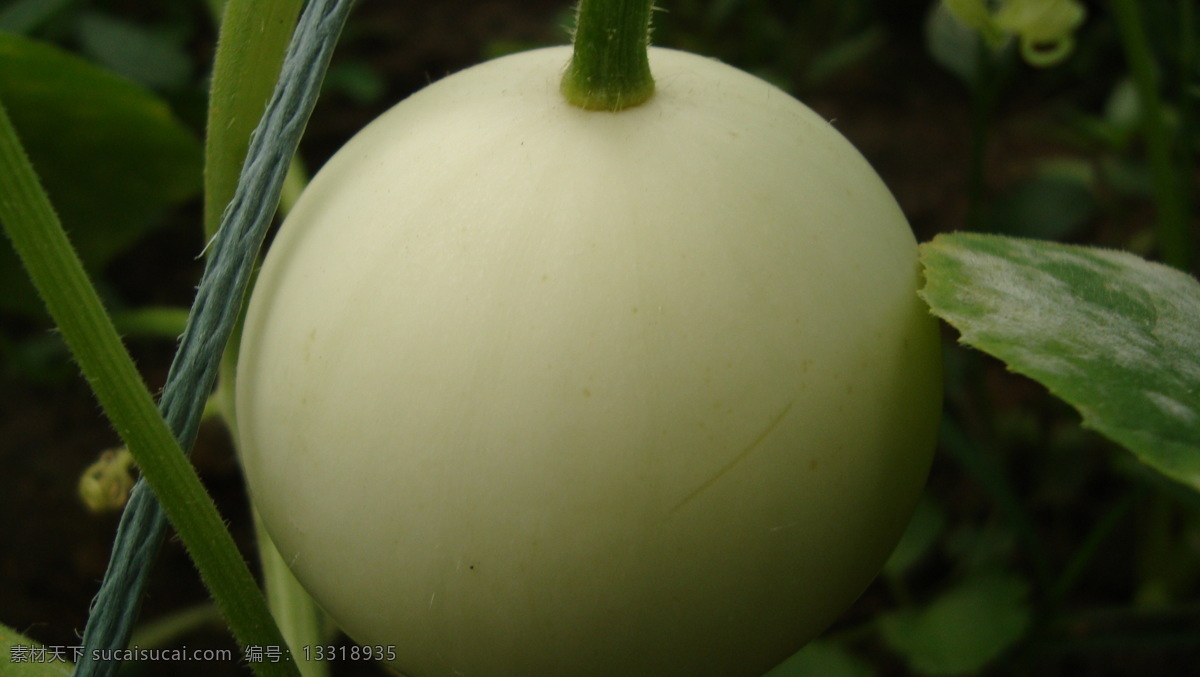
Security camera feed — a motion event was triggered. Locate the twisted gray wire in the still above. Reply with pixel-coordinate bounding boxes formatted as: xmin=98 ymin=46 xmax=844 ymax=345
xmin=72 ymin=1 xmax=355 ymax=674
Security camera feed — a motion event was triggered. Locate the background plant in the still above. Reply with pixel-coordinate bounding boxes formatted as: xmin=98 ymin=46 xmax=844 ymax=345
xmin=1 ymin=0 xmax=1197 ymax=675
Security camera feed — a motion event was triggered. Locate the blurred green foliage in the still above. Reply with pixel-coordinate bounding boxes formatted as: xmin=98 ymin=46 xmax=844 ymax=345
xmin=0 ymin=0 xmax=213 ymax=382
xmin=0 ymin=32 xmax=201 ymax=317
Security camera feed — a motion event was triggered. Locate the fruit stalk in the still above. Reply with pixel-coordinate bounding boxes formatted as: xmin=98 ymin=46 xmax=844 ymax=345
xmin=561 ymin=0 xmax=655 ymax=111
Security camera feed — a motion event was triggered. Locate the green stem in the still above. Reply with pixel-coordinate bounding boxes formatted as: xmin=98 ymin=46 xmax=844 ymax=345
xmin=204 ymin=0 xmax=304 ymax=239
xmin=110 ymin=306 xmax=190 ymax=340
xmin=0 ymin=98 xmax=297 ymax=677
xmin=203 ymin=0 xmax=303 ymax=429
xmin=1049 ymin=486 xmax=1143 ymax=603
xmin=1133 ymin=491 xmax=1196 ymax=606
xmin=965 ymin=60 xmax=996 ymax=230
xmin=939 ymin=417 xmax=1053 ymax=590
xmin=561 ymin=0 xmax=655 ymax=111
xmin=1175 ymin=0 xmax=1196 ymax=256
xmin=204 ymin=1 xmax=325 ymax=672
xmin=1109 ymin=0 xmax=1194 ymax=271
xmin=256 ymin=511 xmax=331 ymax=677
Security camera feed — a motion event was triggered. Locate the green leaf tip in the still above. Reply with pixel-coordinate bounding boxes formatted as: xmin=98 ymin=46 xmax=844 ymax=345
xmin=919 ymin=232 xmax=1200 ymax=491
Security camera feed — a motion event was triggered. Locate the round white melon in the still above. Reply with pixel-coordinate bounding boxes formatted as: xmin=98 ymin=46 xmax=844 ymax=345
xmin=237 ymin=46 xmax=942 ymax=677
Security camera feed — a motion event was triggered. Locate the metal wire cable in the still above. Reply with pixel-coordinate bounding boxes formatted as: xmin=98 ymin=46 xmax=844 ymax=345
xmin=72 ymin=1 xmax=355 ymax=674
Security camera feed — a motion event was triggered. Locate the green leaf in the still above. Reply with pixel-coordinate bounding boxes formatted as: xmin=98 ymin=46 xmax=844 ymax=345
xmin=1 ymin=622 xmax=74 ymax=676
xmin=75 ymin=11 xmax=194 ymax=91
xmin=0 ymin=30 xmax=202 ymax=316
xmin=983 ymin=173 xmax=1096 ymax=241
xmin=803 ymin=28 xmax=883 ymax=88
xmin=883 ymin=495 xmax=947 ymax=578
xmin=879 ymin=570 xmax=1031 ymax=675
xmin=0 ymin=0 xmax=73 ymax=35
xmin=941 ymin=0 xmax=1006 ymax=46
xmin=920 ymin=233 xmax=1200 ymax=491
xmin=925 ymin=2 xmax=993 ymax=87
xmin=323 ymin=59 xmax=387 ymax=105
xmin=765 ymin=640 xmax=875 ymax=677
xmin=127 ymin=604 xmax=222 ymax=650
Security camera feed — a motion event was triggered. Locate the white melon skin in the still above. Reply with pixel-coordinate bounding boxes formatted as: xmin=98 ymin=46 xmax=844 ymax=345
xmin=236 ymin=46 xmax=942 ymax=677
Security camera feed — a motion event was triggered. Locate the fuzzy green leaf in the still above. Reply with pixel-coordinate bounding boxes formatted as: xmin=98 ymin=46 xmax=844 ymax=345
xmin=920 ymin=233 xmax=1200 ymax=490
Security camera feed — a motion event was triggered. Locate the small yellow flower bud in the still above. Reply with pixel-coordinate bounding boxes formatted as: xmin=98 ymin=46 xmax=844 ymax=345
xmin=79 ymin=447 xmax=136 ymax=512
